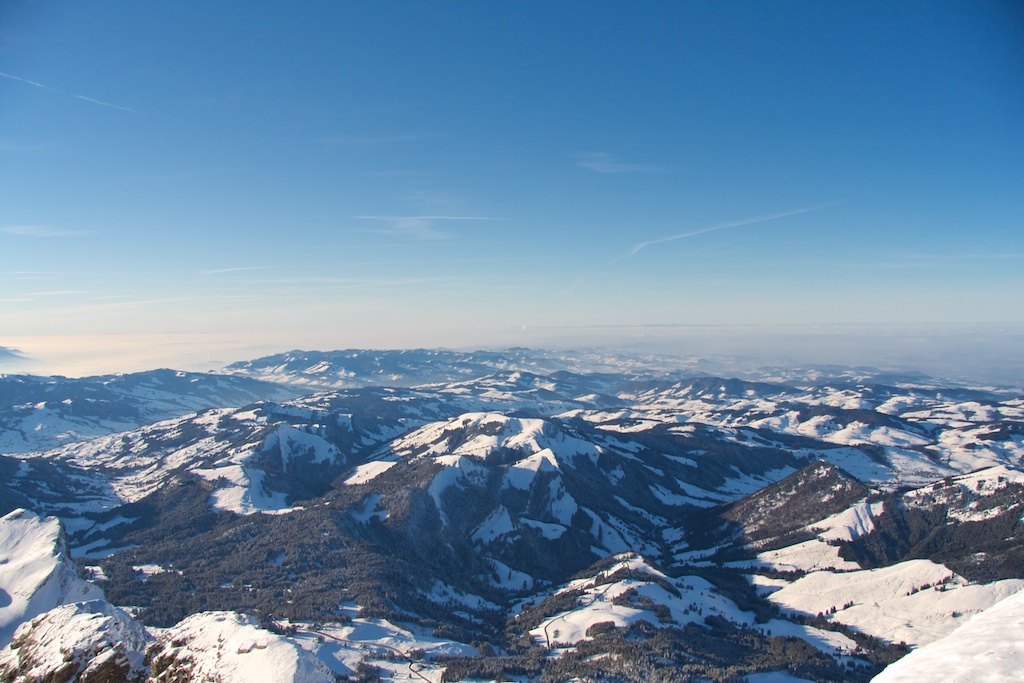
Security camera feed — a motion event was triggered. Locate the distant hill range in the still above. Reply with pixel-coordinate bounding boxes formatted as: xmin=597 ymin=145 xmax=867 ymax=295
xmin=0 ymin=348 xmax=1022 ymax=682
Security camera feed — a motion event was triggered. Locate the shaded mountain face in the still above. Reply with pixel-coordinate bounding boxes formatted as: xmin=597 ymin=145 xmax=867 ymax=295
xmin=0 ymin=351 xmax=1022 ymax=682
xmin=722 ymin=461 xmax=870 ymax=544
xmin=78 ymin=406 xmax=807 ymax=633
xmin=676 ymin=461 xmax=871 ymax=562
xmin=838 ymin=467 xmax=1024 ymax=582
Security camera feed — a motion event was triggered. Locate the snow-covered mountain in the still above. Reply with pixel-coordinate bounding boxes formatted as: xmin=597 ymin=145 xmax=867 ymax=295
xmin=147 ymin=612 xmax=334 ymax=683
xmin=0 ymin=509 xmax=103 ymax=647
xmin=0 ymin=600 xmax=150 ymax=683
xmin=219 ymin=347 xmax=687 ymax=389
xmin=0 ymin=349 xmax=1022 ymax=681
xmin=0 ymin=369 xmax=298 ymax=454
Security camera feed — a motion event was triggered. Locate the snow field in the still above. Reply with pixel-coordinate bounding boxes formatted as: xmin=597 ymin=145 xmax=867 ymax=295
xmin=293 ymin=609 xmax=476 ymax=682
xmin=727 ymin=538 xmax=861 ymax=573
xmin=343 ymin=459 xmax=398 ymax=485
xmin=767 ymin=559 xmax=1024 ymax=647
xmin=871 ymin=587 xmax=1024 ymax=683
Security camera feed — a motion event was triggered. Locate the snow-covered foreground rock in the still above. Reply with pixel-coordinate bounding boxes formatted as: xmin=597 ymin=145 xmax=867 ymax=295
xmin=147 ymin=612 xmax=334 ymax=683
xmin=871 ymin=588 xmax=1024 ymax=682
xmin=0 ymin=600 xmax=149 ymax=682
xmin=0 ymin=509 xmax=102 ymax=646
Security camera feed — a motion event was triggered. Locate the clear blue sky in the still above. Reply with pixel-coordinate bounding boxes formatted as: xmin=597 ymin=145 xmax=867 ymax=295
xmin=2 ymin=1 xmax=1022 ymax=375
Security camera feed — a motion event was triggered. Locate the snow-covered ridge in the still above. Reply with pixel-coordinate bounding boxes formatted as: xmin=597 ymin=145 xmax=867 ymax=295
xmin=0 ymin=600 xmax=150 ymax=683
xmin=14 ymin=407 xmax=348 ymax=517
xmin=386 ymin=412 xmax=601 ymax=463
xmin=901 ymin=465 xmax=1024 ymax=523
xmin=523 ymin=553 xmax=754 ymax=648
xmin=0 ymin=509 xmax=102 ymax=647
xmin=147 ymin=612 xmax=334 ymax=683
xmin=0 ymin=369 xmax=296 ymax=454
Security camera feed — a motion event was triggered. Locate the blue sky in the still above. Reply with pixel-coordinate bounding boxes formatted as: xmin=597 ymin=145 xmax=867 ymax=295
xmin=1 ymin=1 xmax=1022 ymax=376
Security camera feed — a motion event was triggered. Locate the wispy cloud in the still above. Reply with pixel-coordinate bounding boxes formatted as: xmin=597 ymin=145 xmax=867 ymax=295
xmin=270 ymin=275 xmax=450 ymax=288
xmin=628 ymin=203 xmax=842 ymax=255
xmin=332 ymin=255 xmax=561 ymax=268
xmin=576 ymin=152 xmax=671 ymax=174
xmin=0 ymin=71 xmax=139 ymax=114
xmin=2 ymin=225 xmax=92 ymax=238
xmin=25 ymin=290 xmax=87 ymax=297
xmin=354 ymin=215 xmax=499 ymax=240
xmin=202 ymin=266 xmax=274 ymax=275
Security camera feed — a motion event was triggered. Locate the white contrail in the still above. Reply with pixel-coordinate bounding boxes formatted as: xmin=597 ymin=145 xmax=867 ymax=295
xmin=0 ymin=71 xmax=139 ymax=114
xmin=628 ymin=202 xmax=842 ymax=255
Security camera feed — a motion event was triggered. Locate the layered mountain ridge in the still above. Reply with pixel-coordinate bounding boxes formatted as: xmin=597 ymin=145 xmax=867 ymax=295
xmin=0 ymin=348 xmax=1022 ymax=682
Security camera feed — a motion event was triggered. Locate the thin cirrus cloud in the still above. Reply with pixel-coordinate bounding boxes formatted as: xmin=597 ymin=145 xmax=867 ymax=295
xmin=0 ymin=71 xmax=139 ymax=114
xmin=202 ymin=266 xmax=275 ymax=275
xmin=627 ymin=203 xmax=842 ymax=256
xmin=354 ymin=215 xmax=499 ymax=240
xmin=25 ymin=290 xmax=88 ymax=297
xmin=575 ymin=152 xmax=672 ymax=174
xmin=2 ymin=225 xmax=93 ymax=238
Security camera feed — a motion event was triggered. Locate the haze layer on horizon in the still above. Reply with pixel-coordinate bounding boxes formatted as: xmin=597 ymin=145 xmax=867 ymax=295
xmin=2 ymin=324 xmax=1022 ymax=389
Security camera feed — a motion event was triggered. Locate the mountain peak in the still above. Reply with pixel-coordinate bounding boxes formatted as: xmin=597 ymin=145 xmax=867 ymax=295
xmin=722 ymin=460 xmax=869 ymax=544
xmin=0 ymin=509 xmax=103 ymax=647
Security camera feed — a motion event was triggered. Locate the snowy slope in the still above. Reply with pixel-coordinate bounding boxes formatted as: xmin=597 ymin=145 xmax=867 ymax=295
xmin=871 ymin=588 xmax=1024 ymax=682
xmin=768 ymin=559 xmax=1024 ymax=647
xmin=292 ymin=603 xmax=477 ymax=680
xmin=147 ymin=612 xmax=334 ymax=683
xmin=0 ymin=509 xmax=102 ymax=646
xmin=387 ymin=412 xmax=601 ymax=463
xmin=900 ymin=465 xmax=1024 ymax=521
xmin=523 ymin=553 xmax=754 ymax=647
